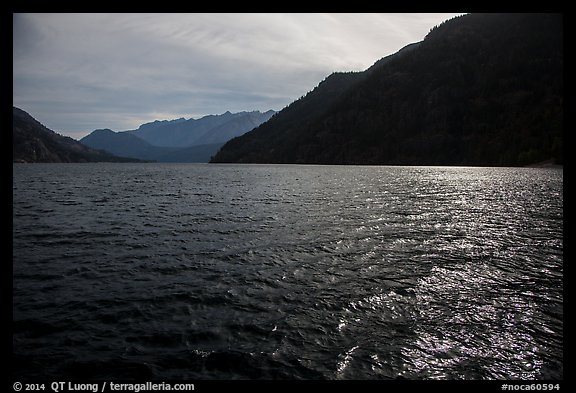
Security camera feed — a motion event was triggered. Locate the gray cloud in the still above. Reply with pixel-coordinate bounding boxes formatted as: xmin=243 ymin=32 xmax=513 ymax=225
xmin=13 ymin=13 xmax=464 ymax=139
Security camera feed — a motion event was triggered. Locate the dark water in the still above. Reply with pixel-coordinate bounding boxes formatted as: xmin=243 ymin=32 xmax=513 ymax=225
xmin=12 ymin=163 xmax=563 ymax=380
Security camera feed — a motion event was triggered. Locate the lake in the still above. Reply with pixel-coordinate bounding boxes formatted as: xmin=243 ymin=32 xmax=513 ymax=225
xmin=12 ymin=163 xmax=563 ymax=380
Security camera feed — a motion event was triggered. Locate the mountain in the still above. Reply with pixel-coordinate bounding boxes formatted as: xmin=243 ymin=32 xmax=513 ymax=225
xmin=79 ymin=128 xmax=176 ymax=161
xmin=126 ymin=115 xmax=230 ymax=148
xmin=127 ymin=110 xmax=276 ymax=148
xmin=12 ymin=107 xmax=142 ymax=163
xmin=192 ymin=110 xmax=276 ymax=146
xmin=135 ymin=117 xmax=187 ymax=135
xmin=80 ymin=110 xmax=276 ymax=162
xmin=211 ymin=13 xmax=562 ymax=166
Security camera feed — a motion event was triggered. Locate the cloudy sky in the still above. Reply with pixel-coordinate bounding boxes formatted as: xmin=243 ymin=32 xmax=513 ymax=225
xmin=13 ymin=13 xmax=464 ymax=139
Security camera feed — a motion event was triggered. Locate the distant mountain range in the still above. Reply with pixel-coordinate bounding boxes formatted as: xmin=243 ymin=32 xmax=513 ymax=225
xmin=212 ymin=13 xmax=562 ymax=166
xmin=12 ymin=107 xmax=142 ymax=163
xmin=80 ymin=110 xmax=276 ymax=162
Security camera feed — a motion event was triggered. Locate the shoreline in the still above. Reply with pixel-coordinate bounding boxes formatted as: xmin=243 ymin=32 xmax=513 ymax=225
xmin=524 ymin=159 xmax=563 ymax=168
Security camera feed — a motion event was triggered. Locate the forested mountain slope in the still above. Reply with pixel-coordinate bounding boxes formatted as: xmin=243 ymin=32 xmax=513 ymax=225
xmin=212 ymin=13 xmax=562 ymax=166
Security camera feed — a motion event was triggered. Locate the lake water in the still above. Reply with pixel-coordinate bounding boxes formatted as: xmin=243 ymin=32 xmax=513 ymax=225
xmin=12 ymin=163 xmax=563 ymax=380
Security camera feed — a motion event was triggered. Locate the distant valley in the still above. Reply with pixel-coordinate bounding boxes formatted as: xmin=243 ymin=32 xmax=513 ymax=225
xmin=80 ymin=110 xmax=276 ymax=162
xmin=14 ymin=13 xmax=562 ymax=167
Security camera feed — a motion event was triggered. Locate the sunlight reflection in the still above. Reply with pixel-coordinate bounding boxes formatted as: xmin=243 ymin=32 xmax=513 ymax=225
xmin=400 ymin=262 xmax=545 ymax=379
xmin=336 ymin=345 xmax=360 ymax=377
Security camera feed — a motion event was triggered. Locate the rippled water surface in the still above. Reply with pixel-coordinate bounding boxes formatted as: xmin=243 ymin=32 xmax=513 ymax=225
xmin=13 ymin=164 xmax=563 ymax=380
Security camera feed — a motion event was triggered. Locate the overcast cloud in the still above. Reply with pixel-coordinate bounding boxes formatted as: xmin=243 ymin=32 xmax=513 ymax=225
xmin=13 ymin=13 xmax=465 ymax=139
